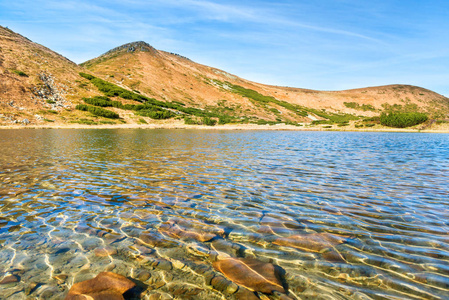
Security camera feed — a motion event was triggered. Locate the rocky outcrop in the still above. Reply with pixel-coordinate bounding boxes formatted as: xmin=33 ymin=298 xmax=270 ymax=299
xmin=101 ymin=41 xmax=158 ymax=57
xmin=31 ymin=72 xmax=71 ymax=110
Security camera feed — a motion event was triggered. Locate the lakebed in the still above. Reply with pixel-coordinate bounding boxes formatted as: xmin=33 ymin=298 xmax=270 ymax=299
xmin=0 ymin=129 xmax=448 ymax=299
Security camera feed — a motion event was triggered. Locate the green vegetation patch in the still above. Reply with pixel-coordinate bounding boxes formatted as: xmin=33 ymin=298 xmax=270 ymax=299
xmin=382 ymin=102 xmax=419 ymax=114
xmin=215 ymin=80 xmax=359 ymax=124
xmin=344 ymin=102 xmax=376 ymax=111
xmin=184 ymin=116 xmax=199 ymax=125
xmin=137 ymin=109 xmax=174 ymax=119
xmin=306 ymin=108 xmax=359 ymax=123
xmin=311 ymin=120 xmax=333 ymax=125
xmin=12 ymin=70 xmax=28 ymax=77
xmin=380 ymin=112 xmax=428 ymax=128
xmin=76 ymin=104 xmax=119 ymax=119
xmin=202 ymin=117 xmax=217 ymax=126
xmin=184 ymin=116 xmax=217 ymax=126
xmin=222 ymin=82 xmax=308 ymax=117
xmin=79 ymin=73 xmax=236 ymax=122
xmin=70 ymin=118 xmax=98 ymax=125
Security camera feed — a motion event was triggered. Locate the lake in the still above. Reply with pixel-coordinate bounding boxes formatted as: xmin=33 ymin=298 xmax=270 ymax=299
xmin=0 ymin=129 xmax=448 ymax=299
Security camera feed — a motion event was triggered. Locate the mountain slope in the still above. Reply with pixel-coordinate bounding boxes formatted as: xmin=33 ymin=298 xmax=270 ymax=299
xmin=1 ymin=26 xmax=448 ymax=127
xmin=82 ymin=41 xmax=449 ymax=124
xmin=0 ymin=26 xmax=102 ymax=125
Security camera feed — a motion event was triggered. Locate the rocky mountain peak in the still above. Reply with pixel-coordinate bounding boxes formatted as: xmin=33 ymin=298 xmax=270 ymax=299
xmin=103 ymin=41 xmax=158 ymax=56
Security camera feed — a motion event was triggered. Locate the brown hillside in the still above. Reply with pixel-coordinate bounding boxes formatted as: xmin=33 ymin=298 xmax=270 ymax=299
xmin=82 ymin=41 xmax=291 ymax=123
xmin=0 ymin=26 xmax=101 ymax=125
xmin=1 ymin=26 xmax=448 ymax=127
xmin=82 ymin=41 xmax=449 ymax=122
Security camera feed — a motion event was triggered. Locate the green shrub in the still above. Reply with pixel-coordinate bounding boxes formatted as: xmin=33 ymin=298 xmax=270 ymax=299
xmin=12 ymin=70 xmax=28 ymax=77
xmin=46 ymin=100 xmax=56 ymax=104
xmin=256 ymin=119 xmax=277 ymax=125
xmin=363 ymin=116 xmax=380 ymax=122
xmin=344 ymin=102 xmax=376 ymax=111
xmin=171 ymin=101 xmax=185 ymax=106
xmin=76 ymin=104 xmax=119 ymax=119
xmin=79 ymin=72 xmax=95 ymax=80
xmin=137 ymin=109 xmax=174 ymax=119
xmin=312 ymin=120 xmax=333 ymax=125
xmin=83 ymin=96 xmax=112 ymax=107
xmin=184 ymin=116 xmax=199 ymax=125
xmin=202 ymin=117 xmax=217 ymax=126
xmin=71 ymin=118 xmax=97 ymax=125
xmin=344 ymin=102 xmax=358 ymax=109
xmin=380 ymin=112 xmax=428 ymax=128
xmin=218 ymin=116 xmax=233 ymax=124
xmin=138 ymin=118 xmax=148 ymax=124
xmin=361 ymin=104 xmax=376 ymax=111
xmin=99 ymin=120 xmax=116 ymax=125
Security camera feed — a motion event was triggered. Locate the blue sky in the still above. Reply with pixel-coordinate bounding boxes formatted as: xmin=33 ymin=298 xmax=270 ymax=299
xmin=1 ymin=0 xmax=448 ymax=96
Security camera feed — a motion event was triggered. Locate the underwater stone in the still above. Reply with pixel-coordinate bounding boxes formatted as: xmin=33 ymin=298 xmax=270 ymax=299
xmin=213 ymin=257 xmax=286 ymax=295
xmin=137 ymin=270 xmax=151 ymax=282
xmin=65 ymin=272 xmax=135 ymax=300
xmin=94 ymin=247 xmax=117 ymax=257
xmin=0 ymin=275 xmax=20 ymax=285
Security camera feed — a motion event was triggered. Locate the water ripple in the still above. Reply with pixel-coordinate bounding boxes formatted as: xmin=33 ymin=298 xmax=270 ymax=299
xmin=0 ymin=130 xmax=449 ymax=299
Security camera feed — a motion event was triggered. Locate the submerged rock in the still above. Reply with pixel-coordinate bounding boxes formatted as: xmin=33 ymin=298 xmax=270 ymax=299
xmin=158 ymin=220 xmax=217 ymax=242
xmin=64 ymin=272 xmax=135 ymax=300
xmin=138 ymin=232 xmax=176 ymax=248
xmin=94 ymin=247 xmax=117 ymax=257
xmin=273 ymin=232 xmax=348 ymax=262
xmin=0 ymin=274 xmax=20 ymax=285
xmin=213 ymin=257 xmax=286 ymax=295
xmin=234 ymin=287 xmax=260 ymax=300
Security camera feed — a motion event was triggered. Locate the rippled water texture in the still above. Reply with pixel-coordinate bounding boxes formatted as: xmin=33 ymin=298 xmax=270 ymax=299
xmin=1 ymin=129 xmax=449 ymax=299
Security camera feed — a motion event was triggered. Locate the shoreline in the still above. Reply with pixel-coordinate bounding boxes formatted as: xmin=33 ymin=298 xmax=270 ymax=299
xmin=1 ymin=123 xmax=449 ymax=133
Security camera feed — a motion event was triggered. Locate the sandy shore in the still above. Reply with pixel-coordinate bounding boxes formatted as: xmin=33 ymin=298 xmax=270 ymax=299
xmin=1 ymin=122 xmax=449 ymax=133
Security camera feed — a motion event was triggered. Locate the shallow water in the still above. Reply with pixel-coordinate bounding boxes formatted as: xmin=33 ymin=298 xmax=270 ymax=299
xmin=0 ymin=129 xmax=449 ymax=299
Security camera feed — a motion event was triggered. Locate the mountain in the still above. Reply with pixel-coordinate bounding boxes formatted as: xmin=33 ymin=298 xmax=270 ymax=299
xmin=81 ymin=41 xmax=449 ymax=124
xmin=1 ymin=25 xmax=449 ymax=127
xmin=0 ymin=25 xmax=102 ymax=125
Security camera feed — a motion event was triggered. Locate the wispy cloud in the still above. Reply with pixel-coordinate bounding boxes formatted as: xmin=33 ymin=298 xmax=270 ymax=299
xmin=1 ymin=0 xmax=448 ymax=95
